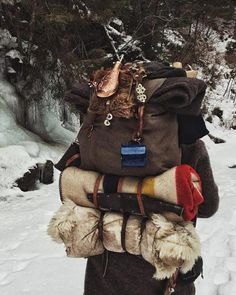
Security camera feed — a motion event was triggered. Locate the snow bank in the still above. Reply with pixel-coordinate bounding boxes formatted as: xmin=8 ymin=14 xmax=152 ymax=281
xmin=0 ymin=77 xmax=72 ymax=190
xmin=0 ymin=145 xmax=36 ymax=189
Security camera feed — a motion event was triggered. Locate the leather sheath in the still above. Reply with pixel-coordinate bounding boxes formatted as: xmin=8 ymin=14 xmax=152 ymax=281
xmin=87 ymin=192 xmax=184 ymax=217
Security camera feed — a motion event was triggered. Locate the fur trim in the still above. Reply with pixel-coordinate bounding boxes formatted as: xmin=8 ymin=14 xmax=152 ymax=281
xmin=48 ymin=203 xmax=200 ymax=279
xmin=47 ymin=199 xmax=78 ymax=243
xmin=47 ymin=200 xmax=104 ymax=257
xmin=89 ymin=66 xmax=136 ymax=118
xmin=142 ymin=214 xmax=200 ymax=280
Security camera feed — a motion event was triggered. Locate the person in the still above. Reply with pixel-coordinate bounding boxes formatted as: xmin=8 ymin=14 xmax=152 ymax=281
xmin=83 ymin=119 xmax=219 ymax=295
xmin=58 ymin=62 xmax=219 ymax=295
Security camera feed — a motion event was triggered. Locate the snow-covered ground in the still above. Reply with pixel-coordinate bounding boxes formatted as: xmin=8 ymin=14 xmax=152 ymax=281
xmin=0 ymin=122 xmax=236 ymax=295
xmin=0 ymin=27 xmax=236 ymax=293
xmin=0 ymin=171 xmax=87 ymax=295
xmin=195 ymin=125 xmax=236 ymax=295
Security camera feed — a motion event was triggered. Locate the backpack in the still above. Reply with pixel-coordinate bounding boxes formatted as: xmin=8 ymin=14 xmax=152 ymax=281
xmin=77 ymin=62 xmax=181 ymax=177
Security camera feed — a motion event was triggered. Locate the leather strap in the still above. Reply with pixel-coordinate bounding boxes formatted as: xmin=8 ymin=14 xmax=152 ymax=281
xmin=118 ymin=177 xmax=128 ymax=252
xmin=65 ymin=153 xmax=80 ymax=167
xmin=103 ymin=175 xmax=120 ymax=193
xmin=93 ymin=175 xmax=103 ymax=207
xmin=121 ymin=213 xmax=129 ymax=252
xmin=140 ymin=217 xmax=148 ymax=241
xmin=164 ymin=268 xmax=179 ymax=295
xmin=97 ymin=211 xmax=105 ymax=242
xmin=137 ymin=179 xmax=145 ymax=216
xmin=86 ymin=193 xmax=184 ymax=216
xmin=133 ymin=105 xmax=145 ymax=141
xmin=138 ymin=105 xmax=145 ymax=139
xmin=117 ymin=177 xmax=124 ymax=193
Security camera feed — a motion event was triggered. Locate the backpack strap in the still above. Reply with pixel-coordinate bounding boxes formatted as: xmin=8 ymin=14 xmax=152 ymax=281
xmin=132 ymin=105 xmax=145 ymax=142
xmin=164 ymin=268 xmax=180 ymax=295
xmin=137 ymin=179 xmax=146 ymax=216
xmin=117 ymin=177 xmax=124 ymax=193
xmin=93 ymin=175 xmax=103 ymax=207
xmin=121 ymin=213 xmax=130 ymax=252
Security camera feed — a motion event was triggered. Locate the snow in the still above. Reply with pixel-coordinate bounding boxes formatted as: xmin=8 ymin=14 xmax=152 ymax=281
xmin=0 ymin=69 xmax=236 ymax=294
xmin=0 ymin=176 xmax=87 ymax=295
xmin=0 ymin=86 xmax=86 ymax=290
xmin=163 ymin=24 xmax=236 ymax=128
xmin=0 ymin=96 xmax=35 ymax=146
xmin=196 ymin=26 xmax=236 ymax=128
xmin=1 ymin=115 xmax=236 ymax=294
xmin=0 ymin=29 xmax=17 ymax=49
xmin=0 ymin=18 xmax=236 ymax=295
xmin=6 ymin=49 xmax=23 ymax=63
xmin=111 ymin=18 xmax=123 ymax=27
xmin=0 ymin=145 xmax=36 ymax=188
xmin=165 ymin=29 xmax=185 ymax=46
xmin=194 ymin=130 xmax=236 ymax=294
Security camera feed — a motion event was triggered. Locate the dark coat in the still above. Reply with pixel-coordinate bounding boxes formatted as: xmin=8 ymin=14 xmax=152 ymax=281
xmin=84 ymin=140 xmax=219 ymax=295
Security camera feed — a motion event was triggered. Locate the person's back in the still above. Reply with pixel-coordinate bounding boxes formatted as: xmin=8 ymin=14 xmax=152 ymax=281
xmin=84 ymin=139 xmax=219 ymax=295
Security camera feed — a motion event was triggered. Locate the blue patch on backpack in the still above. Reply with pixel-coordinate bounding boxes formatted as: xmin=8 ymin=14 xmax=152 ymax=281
xmin=121 ymin=143 xmax=147 ymax=167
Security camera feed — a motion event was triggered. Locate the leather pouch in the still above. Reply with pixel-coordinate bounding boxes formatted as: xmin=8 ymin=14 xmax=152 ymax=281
xmin=87 ymin=192 xmax=184 ymax=217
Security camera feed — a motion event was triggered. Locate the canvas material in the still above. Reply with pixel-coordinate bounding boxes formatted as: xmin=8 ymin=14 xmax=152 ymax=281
xmin=78 ymin=78 xmax=181 ymax=177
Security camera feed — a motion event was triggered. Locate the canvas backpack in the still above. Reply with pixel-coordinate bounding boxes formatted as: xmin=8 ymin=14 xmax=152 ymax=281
xmin=77 ymin=61 xmax=181 ymax=177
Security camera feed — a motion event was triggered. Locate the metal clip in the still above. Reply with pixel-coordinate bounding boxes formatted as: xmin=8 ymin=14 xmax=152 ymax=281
xmin=104 ymin=113 xmax=113 ymax=127
xmin=104 ymin=119 xmax=111 ymax=126
xmin=136 ymin=83 xmax=147 ymax=103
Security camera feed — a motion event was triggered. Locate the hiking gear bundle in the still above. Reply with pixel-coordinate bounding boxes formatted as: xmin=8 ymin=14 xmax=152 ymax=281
xmin=59 ymin=165 xmax=203 ymax=221
xmin=49 ymin=61 xmax=208 ymax=293
xmin=48 ymin=199 xmax=201 ymax=280
xmin=48 ymin=164 xmax=203 ymax=280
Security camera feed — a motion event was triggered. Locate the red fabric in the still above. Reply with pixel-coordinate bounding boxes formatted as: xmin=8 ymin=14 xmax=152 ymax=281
xmin=175 ymin=165 xmax=204 ymax=221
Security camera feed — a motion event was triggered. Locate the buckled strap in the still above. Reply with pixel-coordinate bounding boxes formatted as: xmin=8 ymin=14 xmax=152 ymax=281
xmin=93 ymin=175 xmax=103 ymax=207
xmin=137 ymin=179 xmax=145 ymax=216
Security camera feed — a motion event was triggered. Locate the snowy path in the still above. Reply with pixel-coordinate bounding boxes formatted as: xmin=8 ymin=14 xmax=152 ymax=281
xmin=0 ymin=130 xmax=236 ymax=295
xmin=0 ymin=177 xmax=86 ymax=295
xmin=195 ymin=130 xmax=236 ymax=295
